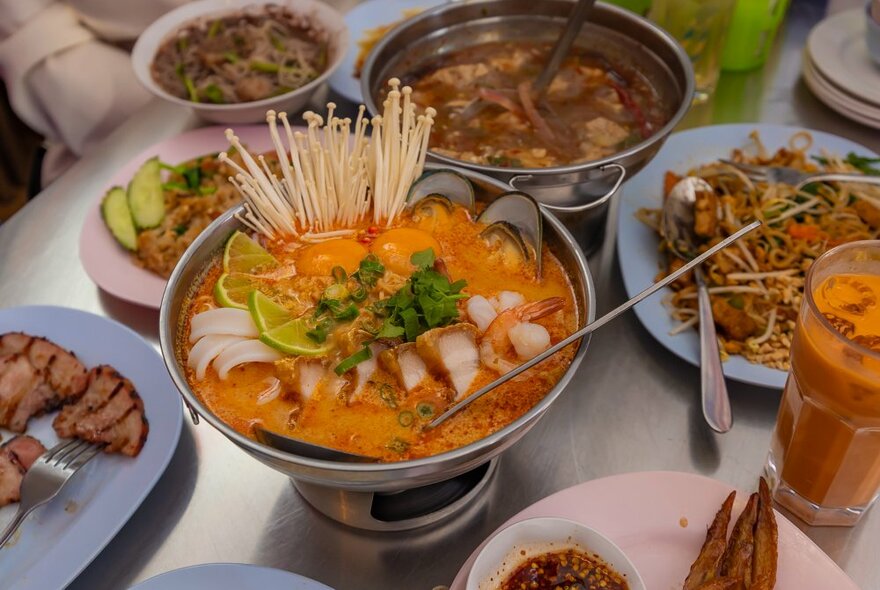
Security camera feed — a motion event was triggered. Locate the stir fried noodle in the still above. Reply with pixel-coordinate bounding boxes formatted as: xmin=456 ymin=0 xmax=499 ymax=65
xmin=637 ymin=132 xmax=880 ymax=370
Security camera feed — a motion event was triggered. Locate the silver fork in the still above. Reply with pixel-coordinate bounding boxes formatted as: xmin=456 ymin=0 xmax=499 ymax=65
xmin=0 ymin=439 xmax=103 ymax=549
xmin=720 ymin=159 xmax=880 ymax=192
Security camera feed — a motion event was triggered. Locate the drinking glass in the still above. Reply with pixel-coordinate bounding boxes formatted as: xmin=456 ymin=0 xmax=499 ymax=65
xmin=766 ymin=241 xmax=880 ymax=526
xmin=649 ymin=0 xmax=736 ymax=102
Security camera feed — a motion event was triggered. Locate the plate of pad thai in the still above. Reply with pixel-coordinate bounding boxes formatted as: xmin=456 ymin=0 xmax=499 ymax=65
xmin=616 ymin=124 xmax=880 ymax=389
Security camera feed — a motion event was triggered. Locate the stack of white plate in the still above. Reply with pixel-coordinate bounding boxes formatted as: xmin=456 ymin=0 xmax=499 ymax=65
xmin=803 ymin=8 xmax=880 ymax=129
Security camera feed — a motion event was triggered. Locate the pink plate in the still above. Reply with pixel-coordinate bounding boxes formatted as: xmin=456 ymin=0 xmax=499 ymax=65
xmin=79 ymin=125 xmax=276 ymax=309
xmin=450 ymin=471 xmax=857 ymax=590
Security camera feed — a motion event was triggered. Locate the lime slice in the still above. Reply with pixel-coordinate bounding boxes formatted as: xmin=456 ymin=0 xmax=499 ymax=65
xmin=248 ymin=290 xmax=291 ymax=332
xmin=260 ymin=318 xmax=332 ymax=356
xmin=214 ymin=272 xmax=258 ymax=309
xmin=223 ymin=230 xmax=278 ymax=274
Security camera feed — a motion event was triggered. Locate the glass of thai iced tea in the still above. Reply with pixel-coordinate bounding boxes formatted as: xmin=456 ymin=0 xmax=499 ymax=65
xmin=767 ymin=240 xmax=880 ymax=526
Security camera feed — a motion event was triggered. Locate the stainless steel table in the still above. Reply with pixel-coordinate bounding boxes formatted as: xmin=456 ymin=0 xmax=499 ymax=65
xmin=1 ymin=0 xmax=878 ymax=588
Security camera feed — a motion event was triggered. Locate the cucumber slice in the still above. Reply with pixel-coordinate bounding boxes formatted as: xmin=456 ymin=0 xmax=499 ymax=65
xmin=101 ymin=186 xmax=138 ymax=251
xmin=127 ymin=157 xmax=165 ymax=229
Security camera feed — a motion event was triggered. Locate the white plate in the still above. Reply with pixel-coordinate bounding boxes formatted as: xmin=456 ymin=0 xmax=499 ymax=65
xmin=79 ymin=125 xmax=276 ymax=310
xmin=807 ymin=8 xmax=880 ymax=107
xmin=130 ymin=563 xmax=334 ymax=590
xmin=802 ymin=54 xmax=880 ymax=130
xmin=450 ymin=471 xmax=859 ymax=590
xmin=0 ymin=306 xmax=183 ymax=590
xmin=326 ymin=0 xmax=446 ymax=103
xmin=615 ymin=123 xmax=877 ymax=389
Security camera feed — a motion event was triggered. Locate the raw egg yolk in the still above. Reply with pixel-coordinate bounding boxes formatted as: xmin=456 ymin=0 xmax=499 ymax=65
xmin=295 ymin=239 xmax=367 ymax=276
xmin=370 ymin=228 xmax=441 ymax=274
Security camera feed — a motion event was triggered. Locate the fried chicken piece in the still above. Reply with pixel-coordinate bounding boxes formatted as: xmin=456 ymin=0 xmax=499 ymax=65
xmin=694 ymin=187 xmax=719 ymax=238
xmin=694 ymin=579 xmax=740 ymax=590
xmin=752 ymin=478 xmax=778 ymax=590
xmin=711 ymin=297 xmax=758 ymax=341
xmin=53 ymin=366 xmax=149 ymax=457
xmin=853 ymin=199 xmax=880 ymax=229
xmin=720 ymin=492 xmax=759 ymax=589
xmin=683 ymin=491 xmax=736 ymax=590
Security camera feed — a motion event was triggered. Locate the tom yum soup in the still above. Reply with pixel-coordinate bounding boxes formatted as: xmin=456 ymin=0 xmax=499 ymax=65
xmin=179 ymin=81 xmax=579 ymax=462
xmin=151 ymin=5 xmax=328 ymax=104
xmin=406 ymin=41 xmax=671 ymax=168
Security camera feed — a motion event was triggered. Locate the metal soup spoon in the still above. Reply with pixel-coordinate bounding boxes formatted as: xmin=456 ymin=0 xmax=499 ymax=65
xmin=253 ymin=425 xmax=379 ymax=463
xmin=427 ymin=220 xmax=761 ymax=430
xmin=662 ymin=177 xmax=732 ymax=433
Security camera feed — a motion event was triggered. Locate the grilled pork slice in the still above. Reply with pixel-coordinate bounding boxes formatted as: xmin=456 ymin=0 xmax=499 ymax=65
xmin=0 ymin=355 xmax=41 ymax=428
xmin=416 ymin=324 xmax=480 ymax=400
xmin=53 ymin=366 xmax=148 ymax=457
xmin=0 ymin=435 xmax=46 ymax=507
xmin=379 ymin=343 xmax=428 ymax=393
xmin=0 ymin=333 xmax=89 ymax=397
xmin=0 ymin=333 xmax=89 ymax=432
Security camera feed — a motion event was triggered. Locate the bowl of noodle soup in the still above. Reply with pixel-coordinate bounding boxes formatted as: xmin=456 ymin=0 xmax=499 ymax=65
xmin=133 ymin=0 xmax=348 ymax=124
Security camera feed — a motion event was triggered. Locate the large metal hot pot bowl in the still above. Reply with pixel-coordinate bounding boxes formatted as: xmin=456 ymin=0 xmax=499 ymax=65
xmin=361 ymin=0 xmax=694 ymax=254
xmin=159 ymin=164 xmax=595 ymax=503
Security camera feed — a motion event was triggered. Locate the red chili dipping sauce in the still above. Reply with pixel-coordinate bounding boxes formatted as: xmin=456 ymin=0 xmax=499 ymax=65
xmin=499 ymin=549 xmax=630 ymax=590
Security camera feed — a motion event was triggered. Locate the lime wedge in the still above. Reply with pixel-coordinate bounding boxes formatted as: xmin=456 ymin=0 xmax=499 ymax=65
xmin=248 ymin=290 xmax=291 ymax=332
xmin=214 ymin=272 xmax=258 ymax=309
xmin=260 ymin=318 xmax=332 ymax=356
xmin=223 ymin=230 xmax=278 ymax=274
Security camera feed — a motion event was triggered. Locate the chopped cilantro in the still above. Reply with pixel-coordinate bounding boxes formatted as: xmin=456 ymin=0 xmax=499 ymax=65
xmin=173 ymin=224 xmax=188 ymax=236
xmin=371 ymin=249 xmax=467 ymax=342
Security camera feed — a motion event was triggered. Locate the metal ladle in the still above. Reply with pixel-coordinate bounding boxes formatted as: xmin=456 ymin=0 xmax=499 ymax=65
xmin=662 ymin=177 xmax=732 ymax=433
xmin=428 ymin=220 xmax=761 ymax=429
xmin=458 ymin=0 xmax=597 ymax=119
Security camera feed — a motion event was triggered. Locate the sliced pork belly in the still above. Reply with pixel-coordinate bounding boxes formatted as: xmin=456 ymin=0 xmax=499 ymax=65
xmin=348 ymin=343 xmax=386 ymax=403
xmin=53 ymin=366 xmax=148 ymax=457
xmin=379 ymin=343 xmax=428 ymax=393
xmin=276 ymin=357 xmax=331 ymax=401
xmin=0 ymin=436 xmax=46 ymax=507
xmin=416 ymin=324 xmax=481 ymax=400
xmin=0 ymin=333 xmax=88 ymax=397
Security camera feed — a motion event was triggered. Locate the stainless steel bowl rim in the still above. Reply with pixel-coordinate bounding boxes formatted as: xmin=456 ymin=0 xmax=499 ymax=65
xmin=159 ymin=163 xmax=595 ymax=476
xmin=360 ymin=0 xmax=695 ymax=178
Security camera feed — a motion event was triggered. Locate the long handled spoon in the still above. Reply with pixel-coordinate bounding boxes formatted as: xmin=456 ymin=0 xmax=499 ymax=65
xmin=427 ymin=220 xmax=762 ymax=429
xmin=663 ymin=177 xmax=732 ymax=433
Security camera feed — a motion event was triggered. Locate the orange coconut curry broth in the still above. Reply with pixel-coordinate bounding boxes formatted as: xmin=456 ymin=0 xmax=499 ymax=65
xmin=182 ymin=206 xmax=578 ymax=462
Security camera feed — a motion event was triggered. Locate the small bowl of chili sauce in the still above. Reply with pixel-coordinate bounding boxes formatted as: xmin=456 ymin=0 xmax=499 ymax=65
xmin=467 ymin=517 xmax=645 ymax=590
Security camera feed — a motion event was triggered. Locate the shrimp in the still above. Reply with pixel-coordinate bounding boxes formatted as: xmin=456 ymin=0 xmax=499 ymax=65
xmin=479 ymin=297 xmax=564 ymax=374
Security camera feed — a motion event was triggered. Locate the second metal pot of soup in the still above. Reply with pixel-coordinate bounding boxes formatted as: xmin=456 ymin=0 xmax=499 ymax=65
xmin=361 ymin=0 xmax=694 ymax=254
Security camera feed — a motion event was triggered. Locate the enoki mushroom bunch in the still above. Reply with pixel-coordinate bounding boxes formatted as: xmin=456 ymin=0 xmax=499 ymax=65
xmin=219 ymin=78 xmax=436 ymax=240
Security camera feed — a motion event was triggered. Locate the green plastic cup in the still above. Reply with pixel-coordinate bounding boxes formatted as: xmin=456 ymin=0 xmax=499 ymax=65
xmin=721 ymin=0 xmax=791 ymax=71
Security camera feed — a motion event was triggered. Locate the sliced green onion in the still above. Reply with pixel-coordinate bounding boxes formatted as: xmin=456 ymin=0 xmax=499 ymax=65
xmin=398 ymin=411 xmax=414 ymax=427
xmin=203 ymin=84 xmax=224 ymax=104
xmin=333 ymin=304 xmax=359 ymax=322
xmin=207 ymin=19 xmax=223 ymax=38
xmin=162 ymin=181 xmax=189 ymax=192
xmin=323 ymin=283 xmax=349 ymax=301
xmin=335 ymin=346 xmax=372 ymax=375
xmin=386 ymin=438 xmax=409 ymax=454
xmin=182 ymin=76 xmax=199 ymax=102
xmin=332 ymin=266 xmax=347 ymax=284
xmin=378 ymin=383 xmax=398 ymax=409
xmin=306 ymin=318 xmax=333 ymax=344
xmin=250 ymin=60 xmax=280 ymax=73
xmin=269 ymin=34 xmax=285 ymax=51
xmin=416 ymin=402 xmax=435 ymax=419
xmin=223 ymin=51 xmax=239 ymax=64
xmin=198 ymin=185 xmax=218 ymax=195
xmin=349 ymin=282 xmax=367 ymax=302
